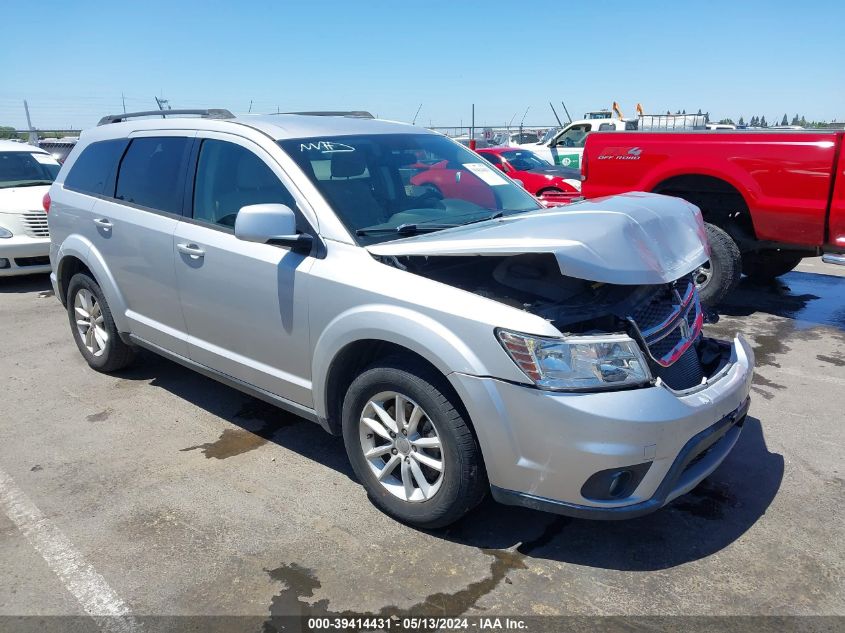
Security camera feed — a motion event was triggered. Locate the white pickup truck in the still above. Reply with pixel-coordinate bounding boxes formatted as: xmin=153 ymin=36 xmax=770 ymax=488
xmin=523 ymin=118 xmax=628 ymax=169
xmin=524 ymin=112 xmax=707 ymax=170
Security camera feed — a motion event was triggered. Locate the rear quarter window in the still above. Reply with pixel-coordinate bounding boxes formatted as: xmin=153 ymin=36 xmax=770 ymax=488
xmin=115 ymin=137 xmax=192 ymax=214
xmin=64 ymin=139 xmax=129 ymax=195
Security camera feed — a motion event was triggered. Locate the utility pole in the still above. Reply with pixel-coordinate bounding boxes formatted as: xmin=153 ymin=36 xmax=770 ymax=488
xmin=23 ymin=100 xmax=38 ymax=145
xmin=155 ymin=96 xmax=171 ymax=118
xmin=549 ymin=102 xmax=563 ymax=126
xmin=560 ymin=100 xmax=573 ymax=124
xmin=519 ymin=105 xmax=530 ymax=138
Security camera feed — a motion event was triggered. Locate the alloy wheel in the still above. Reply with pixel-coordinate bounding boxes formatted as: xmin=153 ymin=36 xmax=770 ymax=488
xmin=358 ymin=391 xmax=444 ymax=502
xmin=74 ymin=288 xmax=108 ymax=357
xmin=694 ymin=261 xmax=713 ymax=291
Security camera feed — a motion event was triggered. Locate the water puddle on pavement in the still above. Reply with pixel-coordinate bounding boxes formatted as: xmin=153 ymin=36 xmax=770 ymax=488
xmin=180 ymin=398 xmax=300 ymax=459
xmin=706 ymin=271 xmax=844 ymax=372
xmin=261 ymin=517 xmax=569 ymax=628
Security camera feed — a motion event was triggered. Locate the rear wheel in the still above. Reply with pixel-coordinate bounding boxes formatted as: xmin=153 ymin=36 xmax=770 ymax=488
xmin=67 ymin=273 xmax=135 ymax=372
xmin=742 ymin=250 xmax=803 ymax=282
xmin=342 ymin=357 xmax=487 ymax=528
xmin=695 ymin=223 xmax=742 ymax=306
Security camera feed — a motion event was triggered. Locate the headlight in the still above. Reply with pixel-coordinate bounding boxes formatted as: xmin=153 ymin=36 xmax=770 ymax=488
xmin=0 ymin=227 xmax=12 ymax=239
xmin=497 ymin=329 xmax=652 ymax=391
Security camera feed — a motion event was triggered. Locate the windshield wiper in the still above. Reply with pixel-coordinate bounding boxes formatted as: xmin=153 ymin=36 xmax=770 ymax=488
xmin=457 ymin=211 xmax=504 ymax=226
xmin=356 ymin=222 xmax=457 ymax=236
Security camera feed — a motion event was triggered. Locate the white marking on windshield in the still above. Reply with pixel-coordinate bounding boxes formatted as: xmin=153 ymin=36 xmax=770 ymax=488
xmin=300 ymin=141 xmax=355 ymax=153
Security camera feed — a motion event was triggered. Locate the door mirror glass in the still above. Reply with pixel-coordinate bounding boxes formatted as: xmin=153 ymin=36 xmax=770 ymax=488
xmin=235 ymin=204 xmax=297 ymax=243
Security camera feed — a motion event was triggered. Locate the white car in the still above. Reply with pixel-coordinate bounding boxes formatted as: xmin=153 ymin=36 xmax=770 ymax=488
xmin=0 ymin=139 xmax=59 ymax=276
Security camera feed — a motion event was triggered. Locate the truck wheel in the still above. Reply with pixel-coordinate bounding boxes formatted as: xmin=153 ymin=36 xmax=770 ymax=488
xmin=695 ymin=223 xmax=741 ymax=306
xmin=742 ymin=251 xmax=803 ymax=282
xmin=67 ymin=273 xmax=135 ymax=372
xmin=342 ymin=357 xmax=487 ymax=529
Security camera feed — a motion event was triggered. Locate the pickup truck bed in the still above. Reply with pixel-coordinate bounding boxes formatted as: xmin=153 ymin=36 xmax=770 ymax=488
xmin=582 ymin=130 xmax=845 ymax=304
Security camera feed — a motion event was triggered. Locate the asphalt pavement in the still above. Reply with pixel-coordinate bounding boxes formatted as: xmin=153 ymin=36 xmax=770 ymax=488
xmin=1 ymin=259 xmax=842 ymax=632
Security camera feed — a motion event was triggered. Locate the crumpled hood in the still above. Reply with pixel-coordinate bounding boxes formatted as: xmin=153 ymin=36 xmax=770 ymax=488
xmin=0 ymin=186 xmax=50 ymax=214
xmin=367 ymin=192 xmax=709 ymax=285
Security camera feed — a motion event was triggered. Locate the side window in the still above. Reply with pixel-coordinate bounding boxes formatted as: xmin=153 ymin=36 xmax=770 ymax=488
xmin=64 ymin=139 xmax=128 ymax=195
xmin=598 ymin=123 xmax=616 ymax=131
xmin=482 ymin=153 xmax=503 ymax=167
xmin=554 ymin=125 xmax=591 ymax=148
xmin=115 ymin=137 xmax=192 ymax=214
xmin=193 ymin=140 xmax=295 ymax=228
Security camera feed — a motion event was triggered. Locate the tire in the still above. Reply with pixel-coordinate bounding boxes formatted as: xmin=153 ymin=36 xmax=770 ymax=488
xmin=341 ymin=356 xmax=487 ymax=529
xmin=695 ymin=223 xmax=742 ymax=306
xmin=537 ymin=187 xmax=563 ymax=196
xmin=66 ymin=273 xmax=135 ymax=372
xmin=742 ymin=250 xmax=803 ymax=282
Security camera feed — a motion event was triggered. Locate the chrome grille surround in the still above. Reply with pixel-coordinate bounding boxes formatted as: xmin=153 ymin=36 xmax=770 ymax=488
xmin=628 ymin=276 xmax=704 ymax=368
xmin=21 ymin=210 xmax=50 ymax=238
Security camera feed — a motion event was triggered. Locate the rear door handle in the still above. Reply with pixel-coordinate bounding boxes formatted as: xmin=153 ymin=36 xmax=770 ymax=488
xmin=92 ymin=218 xmax=112 ymax=230
xmin=176 ymin=242 xmax=205 ymax=258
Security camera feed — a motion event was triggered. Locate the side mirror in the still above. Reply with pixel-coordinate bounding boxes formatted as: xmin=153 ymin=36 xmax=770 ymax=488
xmin=235 ymin=204 xmax=313 ymax=252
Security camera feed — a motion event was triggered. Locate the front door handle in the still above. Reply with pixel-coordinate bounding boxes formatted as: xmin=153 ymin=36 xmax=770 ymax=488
xmin=176 ymin=243 xmax=205 ymax=258
xmin=92 ymin=218 xmax=112 ymax=230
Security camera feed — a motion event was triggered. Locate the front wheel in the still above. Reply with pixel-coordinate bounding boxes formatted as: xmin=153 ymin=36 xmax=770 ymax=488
xmin=742 ymin=250 xmax=803 ymax=282
xmin=342 ymin=357 xmax=487 ymax=528
xmin=695 ymin=223 xmax=742 ymax=306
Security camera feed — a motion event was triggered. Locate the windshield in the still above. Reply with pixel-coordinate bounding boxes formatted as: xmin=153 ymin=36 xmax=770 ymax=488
xmin=540 ymin=128 xmax=559 ymax=144
xmin=500 ymin=150 xmax=550 ymax=171
xmin=38 ymin=142 xmax=76 ymax=163
xmin=0 ymin=151 xmax=60 ymax=188
xmin=279 ymin=133 xmax=542 ymax=244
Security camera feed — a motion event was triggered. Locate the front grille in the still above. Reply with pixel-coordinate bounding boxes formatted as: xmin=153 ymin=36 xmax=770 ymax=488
xmin=629 ymin=275 xmax=703 ymax=368
xmin=628 ymin=274 xmax=705 ymax=390
xmin=21 ymin=211 xmax=50 ymax=238
xmin=14 ymin=256 xmax=50 ymax=267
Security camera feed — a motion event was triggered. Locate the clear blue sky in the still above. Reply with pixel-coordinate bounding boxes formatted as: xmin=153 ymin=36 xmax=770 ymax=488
xmin=2 ymin=0 xmax=843 ymax=130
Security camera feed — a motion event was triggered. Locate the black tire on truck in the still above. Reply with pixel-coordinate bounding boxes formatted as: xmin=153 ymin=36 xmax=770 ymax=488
xmin=742 ymin=250 xmax=803 ymax=282
xmin=695 ymin=223 xmax=742 ymax=306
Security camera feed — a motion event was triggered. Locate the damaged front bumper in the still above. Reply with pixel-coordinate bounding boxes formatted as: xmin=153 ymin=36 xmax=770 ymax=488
xmin=448 ymin=335 xmax=755 ymax=520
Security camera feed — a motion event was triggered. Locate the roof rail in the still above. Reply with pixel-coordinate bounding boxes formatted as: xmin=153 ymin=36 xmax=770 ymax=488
xmin=97 ymin=109 xmax=234 ymax=126
xmin=281 ymin=111 xmax=375 ymax=119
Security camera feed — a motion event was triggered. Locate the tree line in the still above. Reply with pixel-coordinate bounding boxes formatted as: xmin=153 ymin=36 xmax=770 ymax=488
xmin=715 ymin=114 xmax=834 ymax=128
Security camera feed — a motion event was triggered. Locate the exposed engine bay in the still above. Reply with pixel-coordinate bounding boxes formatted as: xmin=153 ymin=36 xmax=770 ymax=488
xmin=381 ymin=253 xmax=732 ymax=390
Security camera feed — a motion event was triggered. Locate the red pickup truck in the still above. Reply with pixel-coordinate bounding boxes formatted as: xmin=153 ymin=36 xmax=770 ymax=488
xmin=581 ymin=130 xmax=845 ymax=304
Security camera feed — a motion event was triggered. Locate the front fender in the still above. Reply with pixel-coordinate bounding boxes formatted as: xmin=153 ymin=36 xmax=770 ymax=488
xmin=311 ymin=304 xmax=490 ymax=419
xmin=55 ymin=235 xmax=130 ymax=333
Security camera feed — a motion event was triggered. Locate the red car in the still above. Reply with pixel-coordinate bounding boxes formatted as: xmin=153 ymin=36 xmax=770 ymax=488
xmin=408 ymin=148 xmax=581 ymax=208
xmin=477 ymin=147 xmax=582 ymax=203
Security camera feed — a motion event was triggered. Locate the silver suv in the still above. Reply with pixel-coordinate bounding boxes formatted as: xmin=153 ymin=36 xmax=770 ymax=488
xmin=48 ymin=110 xmax=754 ymax=528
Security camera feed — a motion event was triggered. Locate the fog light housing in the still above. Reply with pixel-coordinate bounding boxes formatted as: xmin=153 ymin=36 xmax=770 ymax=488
xmin=0 ymin=258 xmax=9 ymax=269
xmin=580 ymin=462 xmax=653 ymax=501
